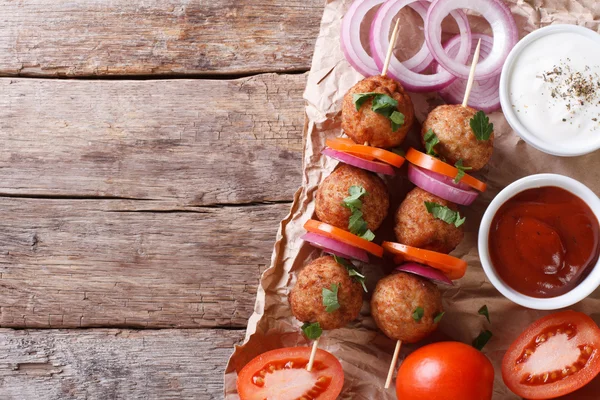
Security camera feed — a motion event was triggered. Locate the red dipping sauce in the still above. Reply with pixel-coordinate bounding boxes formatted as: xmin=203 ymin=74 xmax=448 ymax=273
xmin=489 ymin=186 xmax=600 ymax=298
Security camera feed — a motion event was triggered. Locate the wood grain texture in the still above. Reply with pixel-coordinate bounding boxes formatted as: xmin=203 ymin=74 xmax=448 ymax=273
xmin=0 ymin=328 xmax=243 ymax=399
xmin=0 ymin=0 xmax=323 ymax=77
xmin=0 ymin=74 xmax=304 ymax=205
xmin=0 ymin=198 xmax=291 ymax=328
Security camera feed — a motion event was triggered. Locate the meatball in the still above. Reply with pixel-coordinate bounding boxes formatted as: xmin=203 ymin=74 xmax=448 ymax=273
xmin=421 ymin=104 xmax=494 ymax=171
xmin=371 ymin=272 xmax=442 ymax=343
xmin=315 ymin=164 xmax=389 ymax=231
xmin=342 ymin=75 xmax=415 ymax=148
xmin=289 ymin=255 xmax=363 ymax=330
xmin=394 ymin=187 xmax=464 ymax=254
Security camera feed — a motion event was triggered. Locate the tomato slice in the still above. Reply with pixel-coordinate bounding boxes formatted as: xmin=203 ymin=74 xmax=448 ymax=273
xmin=502 ymin=311 xmax=600 ymax=399
xmin=326 ymin=137 xmax=405 ymax=167
xmin=383 ymin=241 xmax=467 ymax=280
xmin=405 ymin=148 xmax=487 ymax=192
xmin=237 ymin=347 xmax=344 ymax=400
xmin=305 ymin=219 xmax=384 ymax=257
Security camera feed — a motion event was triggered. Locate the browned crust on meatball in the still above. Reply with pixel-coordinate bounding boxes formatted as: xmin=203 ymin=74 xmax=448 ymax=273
xmin=289 ymin=255 xmax=363 ymax=330
xmin=342 ymin=75 xmax=415 ymax=148
xmin=371 ymin=272 xmax=442 ymax=343
xmin=315 ymin=164 xmax=389 ymax=231
xmin=394 ymin=187 xmax=464 ymax=254
xmin=421 ymin=104 xmax=494 ymax=171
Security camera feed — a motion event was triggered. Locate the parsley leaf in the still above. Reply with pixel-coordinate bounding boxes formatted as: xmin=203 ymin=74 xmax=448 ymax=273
xmin=412 ymin=306 xmax=424 ymax=322
xmin=334 ymin=255 xmax=368 ymax=292
xmin=478 ymin=305 xmax=491 ymax=323
xmin=424 ymin=201 xmax=466 ymax=228
xmin=353 ymin=92 xmax=405 ymax=132
xmin=433 ymin=312 xmax=445 ymax=324
xmin=470 ymin=110 xmax=494 ymax=141
xmin=423 ymin=129 xmax=440 ymax=156
xmin=454 ymin=159 xmax=473 ymax=184
xmin=301 ymin=322 xmax=322 ymax=340
xmin=473 ymin=330 xmax=493 ymax=351
xmin=322 ymin=283 xmax=341 ymax=313
xmin=358 ymin=229 xmax=375 ymax=241
xmin=343 ymin=185 xmax=367 ymax=211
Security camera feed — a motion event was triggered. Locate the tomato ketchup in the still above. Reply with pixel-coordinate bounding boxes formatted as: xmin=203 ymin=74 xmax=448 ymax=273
xmin=489 ymin=186 xmax=599 ymax=298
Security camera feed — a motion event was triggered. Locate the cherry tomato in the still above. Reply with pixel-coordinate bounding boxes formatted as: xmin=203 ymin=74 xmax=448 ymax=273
xmin=237 ymin=347 xmax=344 ymax=400
xmin=502 ymin=310 xmax=600 ymax=399
xmin=396 ymin=341 xmax=494 ymax=400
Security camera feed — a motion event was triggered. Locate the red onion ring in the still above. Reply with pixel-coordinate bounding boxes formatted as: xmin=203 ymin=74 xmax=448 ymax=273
xmin=322 ymin=148 xmax=396 ymax=176
xmin=301 ymin=233 xmax=370 ymax=263
xmin=370 ymin=0 xmax=472 ymax=92
xmin=396 ymin=262 xmax=454 ymax=285
xmin=424 ymin=0 xmax=518 ymax=80
xmin=341 ymin=0 xmax=440 ymax=76
xmin=408 ymin=163 xmax=478 ymax=205
xmin=435 ymin=34 xmax=501 ymax=112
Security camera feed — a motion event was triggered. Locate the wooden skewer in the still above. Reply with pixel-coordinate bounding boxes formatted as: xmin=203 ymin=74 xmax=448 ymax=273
xmin=385 ymin=340 xmax=402 ymax=389
xmin=381 ymin=19 xmax=401 ymax=77
xmin=306 ymin=337 xmax=320 ymax=372
xmin=461 ymin=38 xmax=482 ymax=108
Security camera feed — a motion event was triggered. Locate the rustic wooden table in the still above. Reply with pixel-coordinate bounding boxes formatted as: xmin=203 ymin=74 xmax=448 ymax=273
xmin=0 ymin=1 xmax=324 ymax=398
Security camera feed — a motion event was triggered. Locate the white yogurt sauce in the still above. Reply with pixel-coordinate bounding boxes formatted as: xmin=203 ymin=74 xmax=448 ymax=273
xmin=508 ymin=31 xmax=600 ymax=150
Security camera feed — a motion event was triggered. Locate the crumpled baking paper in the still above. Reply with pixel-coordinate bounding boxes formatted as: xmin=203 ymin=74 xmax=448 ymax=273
xmin=225 ymin=1 xmax=600 ymax=398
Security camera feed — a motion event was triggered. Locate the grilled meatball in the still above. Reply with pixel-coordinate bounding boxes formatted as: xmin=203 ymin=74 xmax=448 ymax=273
xmin=342 ymin=75 xmax=415 ymax=148
xmin=315 ymin=164 xmax=389 ymax=231
xmin=289 ymin=255 xmax=363 ymax=330
xmin=421 ymin=104 xmax=494 ymax=171
xmin=395 ymin=187 xmax=464 ymax=254
xmin=371 ymin=272 xmax=442 ymax=343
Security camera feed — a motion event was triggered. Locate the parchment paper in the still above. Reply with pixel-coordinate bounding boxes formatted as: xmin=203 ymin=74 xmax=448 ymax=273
xmin=225 ymin=1 xmax=600 ymax=398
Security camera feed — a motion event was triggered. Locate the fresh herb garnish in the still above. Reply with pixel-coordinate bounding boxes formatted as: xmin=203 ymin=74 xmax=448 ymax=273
xmin=454 ymin=159 xmax=473 ymax=184
xmin=343 ymin=186 xmax=375 ymax=241
xmin=412 ymin=306 xmax=424 ymax=322
xmin=334 ymin=255 xmax=368 ymax=292
xmin=353 ymin=93 xmax=405 ymax=132
xmin=301 ymin=322 xmax=323 ymax=340
xmin=470 ymin=111 xmax=494 ymax=141
xmin=473 ymin=330 xmax=493 ymax=351
xmin=423 ymin=129 xmax=440 ymax=156
xmin=322 ymin=283 xmax=341 ymax=313
xmin=424 ymin=201 xmax=466 ymax=228
xmin=478 ymin=305 xmax=491 ymax=323
xmin=433 ymin=312 xmax=445 ymax=324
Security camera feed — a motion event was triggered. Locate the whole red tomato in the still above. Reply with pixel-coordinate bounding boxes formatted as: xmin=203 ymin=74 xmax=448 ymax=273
xmin=396 ymin=341 xmax=494 ymax=400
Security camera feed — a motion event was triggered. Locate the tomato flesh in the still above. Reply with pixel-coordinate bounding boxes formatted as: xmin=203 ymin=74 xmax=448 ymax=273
xmin=237 ymin=347 xmax=344 ymax=400
xmin=502 ymin=311 xmax=600 ymax=399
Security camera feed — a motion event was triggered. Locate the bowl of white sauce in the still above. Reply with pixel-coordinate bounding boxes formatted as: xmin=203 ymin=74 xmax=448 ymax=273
xmin=499 ymin=24 xmax=600 ymax=156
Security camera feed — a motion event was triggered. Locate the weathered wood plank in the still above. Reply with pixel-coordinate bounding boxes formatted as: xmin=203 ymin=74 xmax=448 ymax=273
xmin=0 ymin=328 xmax=243 ymax=400
xmin=0 ymin=199 xmax=290 ymax=328
xmin=0 ymin=74 xmax=304 ymax=205
xmin=0 ymin=0 xmax=323 ymax=77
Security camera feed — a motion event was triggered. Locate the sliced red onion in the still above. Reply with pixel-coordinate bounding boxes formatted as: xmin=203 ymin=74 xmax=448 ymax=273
xmin=323 ymin=148 xmax=395 ymax=176
xmin=408 ymin=164 xmax=478 ymax=205
xmin=370 ymin=0 xmax=472 ymax=92
xmin=425 ymin=0 xmax=518 ymax=80
xmin=396 ymin=262 xmax=454 ymax=285
xmin=435 ymin=34 xmax=501 ymax=112
xmin=301 ymin=233 xmax=370 ymax=263
xmin=340 ymin=0 xmax=439 ymax=76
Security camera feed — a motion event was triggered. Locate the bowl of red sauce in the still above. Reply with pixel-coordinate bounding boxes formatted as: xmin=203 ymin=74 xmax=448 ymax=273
xmin=478 ymin=174 xmax=600 ymax=310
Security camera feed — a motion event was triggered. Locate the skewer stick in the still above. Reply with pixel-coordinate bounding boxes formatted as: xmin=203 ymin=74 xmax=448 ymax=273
xmin=461 ymin=38 xmax=482 ymax=107
xmin=381 ymin=19 xmax=401 ymax=77
xmin=385 ymin=340 xmax=402 ymax=389
xmin=306 ymin=338 xmax=320 ymax=372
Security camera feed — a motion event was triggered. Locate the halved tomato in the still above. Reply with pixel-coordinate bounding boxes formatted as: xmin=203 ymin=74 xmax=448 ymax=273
xmin=502 ymin=311 xmax=600 ymax=399
xmin=237 ymin=347 xmax=344 ymax=400
xmin=383 ymin=241 xmax=467 ymax=280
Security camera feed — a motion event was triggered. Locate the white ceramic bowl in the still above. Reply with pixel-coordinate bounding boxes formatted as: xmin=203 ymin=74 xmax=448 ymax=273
xmin=478 ymin=174 xmax=600 ymax=310
xmin=499 ymin=24 xmax=600 ymax=156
